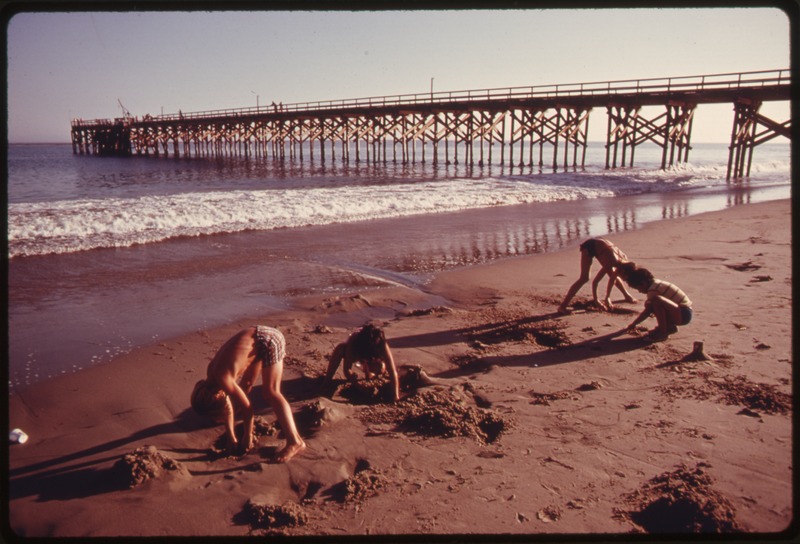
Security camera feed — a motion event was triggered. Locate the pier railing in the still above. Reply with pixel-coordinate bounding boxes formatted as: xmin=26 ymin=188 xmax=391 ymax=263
xmin=70 ymin=68 xmax=790 ymax=179
xmin=72 ymin=68 xmax=789 ymax=126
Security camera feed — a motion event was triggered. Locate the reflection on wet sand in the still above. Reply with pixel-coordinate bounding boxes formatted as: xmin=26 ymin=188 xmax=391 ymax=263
xmin=391 ymin=179 xmax=782 ymax=277
xmin=661 ymin=203 xmax=690 ymax=220
xmin=399 ymin=208 xmax=646 ymax=274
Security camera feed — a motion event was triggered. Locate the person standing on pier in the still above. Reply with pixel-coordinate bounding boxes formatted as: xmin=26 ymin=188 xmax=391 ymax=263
xmin=190 ymin=326 xmax=305 ymax=462
xmin=557 ymin=238 xmax=637 ymax=314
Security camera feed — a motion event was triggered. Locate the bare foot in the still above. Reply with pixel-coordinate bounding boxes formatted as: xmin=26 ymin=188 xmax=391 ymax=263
xmin=274 ymin=441 xmax=306 ymax=463
xmin=237 ymin=439 xmax=257 ymax=457
xmin=556 ymin=306 xmax=571 ymax=315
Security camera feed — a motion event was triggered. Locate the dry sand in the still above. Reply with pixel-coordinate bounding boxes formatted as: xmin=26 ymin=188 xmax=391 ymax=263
xmin=6 ymin=198 xmax=793 ymax=538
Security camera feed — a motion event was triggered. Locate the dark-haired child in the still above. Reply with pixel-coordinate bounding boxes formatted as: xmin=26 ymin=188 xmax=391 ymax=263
xmin=617 ymin=264 xmax=693 ymax=342
xmin=323 ymin=324 xmax=400 ymax=401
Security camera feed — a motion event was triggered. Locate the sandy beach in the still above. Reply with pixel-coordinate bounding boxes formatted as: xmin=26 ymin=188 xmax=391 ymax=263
xmin=5 ymin=198 xmax=793 ymax=538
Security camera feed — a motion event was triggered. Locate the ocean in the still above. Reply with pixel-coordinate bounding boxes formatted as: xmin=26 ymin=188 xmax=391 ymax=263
xmin=6 ymin=141 xmax=791 ymax=392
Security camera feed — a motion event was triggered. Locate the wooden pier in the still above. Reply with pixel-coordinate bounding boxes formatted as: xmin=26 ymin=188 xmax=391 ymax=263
xmin=71 ymin=69 xmax=791 ymax=179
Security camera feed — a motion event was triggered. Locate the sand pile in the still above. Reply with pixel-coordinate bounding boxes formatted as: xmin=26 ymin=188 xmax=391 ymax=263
xmin=360 ymin=384 xmax=510 ymax=444
xmin=616 ymin=463 xmax=743 ymax=533
xmin=327 ymin=459 xmax=389 ymax=504
xmin=661 ymin=372 xmax=792 ymax=417
xmin=112 ymin=445 xmax=187 ymax=488
xmin=334 ymin=377 xmax=395 ymax=405
xmin=528 ymin=389 xmax=579 ymax=405
xmin=296 ymin=398 xmax=355 ymax=430
xmin=239 ymin=497 xmax=309 ymax=535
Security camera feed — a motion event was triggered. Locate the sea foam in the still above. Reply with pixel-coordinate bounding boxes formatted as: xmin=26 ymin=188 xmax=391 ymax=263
xmin=9 ymin=177 xmax=615 ymax=257
xmin=8 ymin=158 xmax=787 ymax=259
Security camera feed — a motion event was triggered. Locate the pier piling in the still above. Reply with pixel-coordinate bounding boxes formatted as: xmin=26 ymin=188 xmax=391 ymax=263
xmin=71 ymin=69 xmax=790 ymax=179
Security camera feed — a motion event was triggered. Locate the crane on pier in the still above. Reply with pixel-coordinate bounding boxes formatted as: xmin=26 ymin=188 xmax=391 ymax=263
xmin=117 ymin=99 xmax=132 ymax=120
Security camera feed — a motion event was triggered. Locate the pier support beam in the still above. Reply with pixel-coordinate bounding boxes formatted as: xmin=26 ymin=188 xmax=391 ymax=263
xmin=605 ymin=104 xmax=639 ymax=168
xmin=605 ymin=102 xmax=695 ymax=170
xmin=509 ymin=106 xmax=590 ymax=170
xmin=663 ymin=101 xmax=695 ymax=169
xmin=726 ymin=98 xmax=791 ymax=180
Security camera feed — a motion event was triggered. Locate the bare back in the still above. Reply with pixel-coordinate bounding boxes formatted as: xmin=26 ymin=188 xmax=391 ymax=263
xmin=594 ymin=239 xmax=629 ymax=269
xmin=207 ymin=327 xmax=260 ymax=385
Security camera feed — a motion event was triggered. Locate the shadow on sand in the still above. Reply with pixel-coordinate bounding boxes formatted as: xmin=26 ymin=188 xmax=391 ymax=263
xmin=8 ymin=376 xmax=328 ymax=502
xmin=441 ymin=333 xmax=649 ymax=379
xmin=391 ymin=311 xmax=648 ymax=380
xmin=8 ymin=408 xmax=208 ymax=501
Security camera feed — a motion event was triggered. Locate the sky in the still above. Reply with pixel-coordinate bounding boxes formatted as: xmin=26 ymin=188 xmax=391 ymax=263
xmin=4 ymin=6 xmax=793 ymax=143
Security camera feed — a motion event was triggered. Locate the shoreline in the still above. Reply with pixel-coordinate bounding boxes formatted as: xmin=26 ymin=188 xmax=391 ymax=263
xmin=6 ymin=198 xmax=793 ymax=537
xmin=7 ymin=181 xmax=790 ymax=393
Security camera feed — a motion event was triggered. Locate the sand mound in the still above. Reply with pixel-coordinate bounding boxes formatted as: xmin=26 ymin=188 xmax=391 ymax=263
xmin=402 ymin=305 xmax=454 ymax=317
xmin=615 ymin=463 xmax=742 ymax=533
xmin=252 ymin=415 xmax=280 ymax=437
xmin=330 ymin=365 xmax=449 ymax=408
xmin=536 ymin=505 xmax=563 ymax=523
xmin=327 ymin=459 xmax=389 ymax=504
xmin=112 ymin=445 xmax=187 ymax=488
xmin=662 ymin=373 xmax=791 ymax=416
xmin=712 ymin=375 xmax=791 ymax=415
xmin=528 ymin=390 xmax=579 ymax=406
xmin=334 ymin=377 xmax=394 ymax=405
xmin=296 ymin=397 xmax=355 ymax=429
xmin=240 ymin=496 xmax=308 ymax=535
xmin=360 ymin=385 xmax=510 ymax=444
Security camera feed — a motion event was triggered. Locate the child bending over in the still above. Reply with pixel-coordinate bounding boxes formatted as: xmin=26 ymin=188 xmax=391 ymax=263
xmin=558 ymin=238 xmax=637 ymax=314
xmin=190 ymin=326 xmax=305 ymax=462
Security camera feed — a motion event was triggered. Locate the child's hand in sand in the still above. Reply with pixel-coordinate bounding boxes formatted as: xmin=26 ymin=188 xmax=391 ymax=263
xmin=624 ymin=325 xmax=646 ymax=336
xmin=220 ymin=437 xmax=239 ymax=457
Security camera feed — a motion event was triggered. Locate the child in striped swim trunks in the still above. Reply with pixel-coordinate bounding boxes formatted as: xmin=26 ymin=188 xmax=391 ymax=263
xmin=617 ymin=263 xmax=693 ymax=342
xmin=190 ymin=326 xmax=305 ymax=462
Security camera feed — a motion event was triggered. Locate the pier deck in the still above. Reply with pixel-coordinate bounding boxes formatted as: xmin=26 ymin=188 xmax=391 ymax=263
xmin=71 ymin=69 xmax=791 ymax=179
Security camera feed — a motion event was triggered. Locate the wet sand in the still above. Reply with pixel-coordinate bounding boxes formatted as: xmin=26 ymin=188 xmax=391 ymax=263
xmin=8 ymin=180 xmax=788 ymax=390
xmin=5 ymin=198 xmax=793 ymax=538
